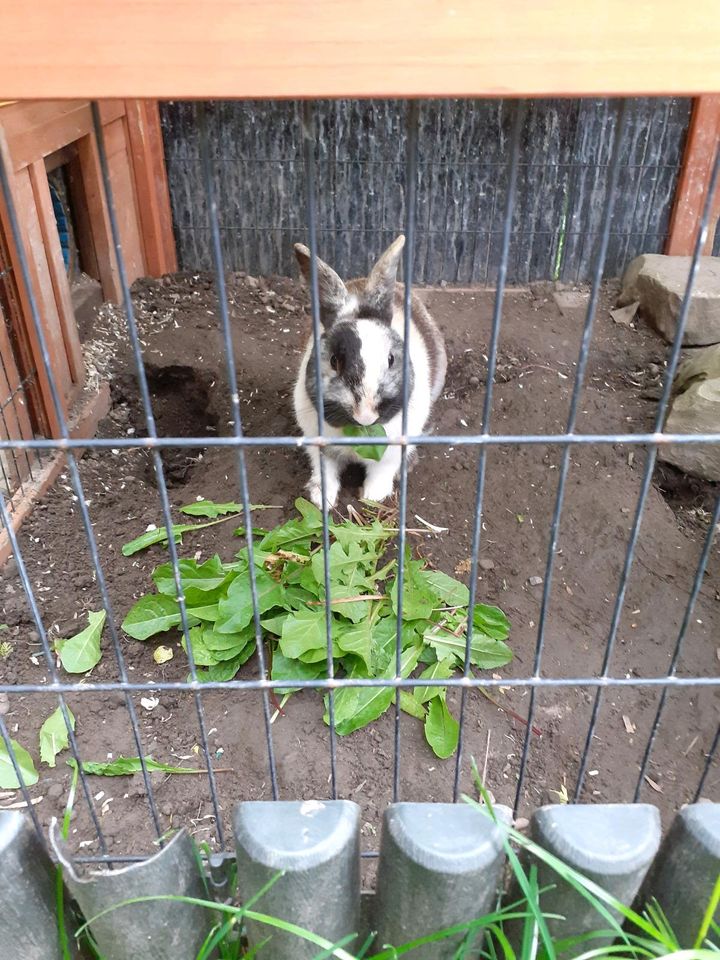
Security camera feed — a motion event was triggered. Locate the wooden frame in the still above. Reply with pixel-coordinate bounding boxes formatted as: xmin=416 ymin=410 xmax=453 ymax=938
xmin=1 ymin=1 xmax=720 ymax=99
xmin=0 ymin=98 xmax=176 ymax=561
xmin=666 ymin=95 xmax=720 ymax=256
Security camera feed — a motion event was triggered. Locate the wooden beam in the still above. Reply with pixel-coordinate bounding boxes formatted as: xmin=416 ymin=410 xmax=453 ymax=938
xmin=0 ymin=130 xmax=63 ymax=436
xmin=125 ymin=100 xmax=177 ymax=276
xmin=76 ymin=132 xmax=123 ymax=303
xmin=29 ymin=160 xmax=85 ymax=384
xmin=666 ymin=96 xmax=720 ymax=256
xmin=1 ymin=1 xmax=720 ymax=99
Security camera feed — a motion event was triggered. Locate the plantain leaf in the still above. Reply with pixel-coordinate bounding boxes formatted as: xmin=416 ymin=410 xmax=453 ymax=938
xmin=341 ymin=423 xmax=388 ymax=461
xmin=57 ymin=610 xmax=106 ymax=673
xmin=414 ymin=656 xmax=455 ymax=704
xmin=0 ymin=737 xmax=39 ymax=788
xmin=122 ymin=595 xmax=181 ymax=641
xmin=39 ymin=706 xmax=75 ymax=767
xmin=424 ymin=696 xmax=460 ymax=759
xmin=68 ymin=756 xmax=211 ymax=776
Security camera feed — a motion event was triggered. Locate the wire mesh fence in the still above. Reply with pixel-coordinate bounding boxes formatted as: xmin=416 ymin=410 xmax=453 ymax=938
xmin=0 ymin=96 xmax=718 ymax=871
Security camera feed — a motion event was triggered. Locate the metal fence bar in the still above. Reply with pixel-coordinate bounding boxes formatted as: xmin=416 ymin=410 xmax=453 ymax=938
xmin=0 ymin=430 xmax=717 ymax=452
xmin=3 ymin=674 xmax=719 ymax=695
xmin=301 ymin=99 xmax=338 ymax=799
xmin=394 ymin=100 xmax=419 ymax=803
xmin=90 ymin=102 xmax=225 ymax=846
xmin=694 ymin=722 xmax=720 ymax=803
xmin=515 ymin=99 xmax=630 ymax=811
xmin=575 ymin=137 xmax=720 ymax=801
xmin=453 ymin=99 xmax=526 ymax=802
xmin=197 ymin=102 xmax=279 ymax=801
xmin=634 ymin=492 xmax=720 ymax=801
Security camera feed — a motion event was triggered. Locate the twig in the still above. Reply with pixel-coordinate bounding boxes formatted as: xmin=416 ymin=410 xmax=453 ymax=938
xmin=307 ymin=594 xmax=385 ymax=605
xmin=481 ymin=728 xmax=491 ymax=787
xmin=479 ymin=688 xmax=542 ymax=736
xmin=0 ymin=796 xmax=43 ymax=810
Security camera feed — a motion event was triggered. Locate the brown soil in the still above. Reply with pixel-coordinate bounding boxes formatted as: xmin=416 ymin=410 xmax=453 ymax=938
xmin=1 ymin=274 xmax=718 ymax=862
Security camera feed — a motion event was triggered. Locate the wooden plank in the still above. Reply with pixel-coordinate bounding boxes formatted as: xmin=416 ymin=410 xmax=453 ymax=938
xmin=77 ymin=132 xmax=123 ymax=302
xmin=125 ymin=100 xmax=177 ymax=276
xmin=0 ymin=1 xmax=720 ymax=99
xmin=666 ymin=96 xmax=720 ymax=256
xmin=28 ymin=159 xmax=85 ymax=384
xmin=1 ymin=101 xmax=91 ymax=171
xmin=0 ymin=382 xmax=110 ymax=567
xmin=13 ymin=166 xmax=73 ymax=408
xmin=106 ymin=117 xmax=145 ymax=283
xmin=66 ymin=152 xmax=99 ymax=282
xmin=0 ymin=130 xmax=62 ymax=435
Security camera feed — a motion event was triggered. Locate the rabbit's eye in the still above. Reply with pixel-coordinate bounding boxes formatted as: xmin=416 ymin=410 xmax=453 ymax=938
xmin=330 ymin=354 xmax=338 ymax=371
xmin=388 ymin=352 xmax=395 ymax=368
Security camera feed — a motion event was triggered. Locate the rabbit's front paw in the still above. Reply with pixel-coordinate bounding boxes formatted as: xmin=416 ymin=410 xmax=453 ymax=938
xmin=308 ymin=473 xmax=339 ymax=511
xmin=362 ymin=470 xmax=396 ymax=504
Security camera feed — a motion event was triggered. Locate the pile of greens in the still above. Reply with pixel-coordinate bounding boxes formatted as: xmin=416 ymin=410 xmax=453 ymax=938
xmin=121 ymin=498 xmax=511 ymax=758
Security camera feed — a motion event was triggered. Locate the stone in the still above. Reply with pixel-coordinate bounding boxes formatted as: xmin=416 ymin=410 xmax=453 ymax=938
xmin=658 ymin=343 xmax=720 ymax=481
xmin=528 ymin=575 xmax=543 ymax=586
xmin=553 ymin=289 xmax=589 ymax=316
xmin=618 ymin=255 xmax=720 ymax=346
xmin=479 ymin=558 xmax=495 ymax=571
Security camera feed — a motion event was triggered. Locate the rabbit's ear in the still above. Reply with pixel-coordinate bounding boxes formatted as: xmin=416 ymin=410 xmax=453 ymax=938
xmin=364 ymin=235 xmax=405 ymax=321
xmin=294 ymin=243 xmax=349 ymax=328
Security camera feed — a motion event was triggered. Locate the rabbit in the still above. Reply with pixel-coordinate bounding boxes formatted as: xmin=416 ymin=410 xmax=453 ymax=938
xmin=292 ymin=235 xmax=447 ymax=509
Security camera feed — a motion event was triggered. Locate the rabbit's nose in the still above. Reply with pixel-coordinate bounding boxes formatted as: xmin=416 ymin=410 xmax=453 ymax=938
xmin=353 ymin=403 xmax=378 ymax=426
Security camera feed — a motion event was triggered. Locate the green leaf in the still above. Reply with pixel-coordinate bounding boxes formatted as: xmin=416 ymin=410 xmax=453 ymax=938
xmin=67 ymin=756 xmax=211 ymax=776
xmin=122 ymin=595 xmax=180 ymax=641
xmin=57 ymin=610 xmax=106 ymax=672
xmin=259 ymin=516 xmax=318 ymax=554
xmin=122 ymin=523 xmax=195 ymax=556
xmin=196 ymin=642 xmax=255 ymax=682
xmin=39 ymin=706 xmax=75 ymax=767
xmin=390 ymin=559 xmax=438 ymax=621
xmin=271 ymin=649 xmax=324 ymax=695
xmin=280 ymin=608 xmax=331 ymax=660
xmin=0 ymin=737 xmax=39 ymax=788
xmin=260 ymin=613 xmax=290 ymax=636
xmin=182 ymin=626 xmax=217 ymax=667
xmin=473 ymin=603 xmax=511 ymax=640
xmin=180 ymin=500 xmax=245 ymax=518
xmin=423 ymin=570 xmax=470 ymax=607
xmin=203 ymin=623 xmax=255 ymax=655
xmin=400 ymin=690 xmax=427 ymax=720
xmin=187 ymin=603 xmax=220 ymax=623
xmin=215 ymin=567 xmax=283 ymax=634
xmin=122 ymin=516 xmax=235 ymax=557
xmin=341 ymin=423 xmax=388 ymax=461
xmin=424 ymin=627 xmax=512 ymax=670
xmin=330 ymin=518 xmax=394 ymax=553
xmin=425 ymin=696 xmax=459 ymax=759
xmin=152 ymin=555 xmax=228 ymax=595
xmin=334 ymin=619 xmax=373 ymax=671
xmin=332 ymin=644 xmax=421 ymax=736
xmin=414 ymin=656 xmax=455 ymax=704
xmin=294 ymin=498 xmax=323 ymax=526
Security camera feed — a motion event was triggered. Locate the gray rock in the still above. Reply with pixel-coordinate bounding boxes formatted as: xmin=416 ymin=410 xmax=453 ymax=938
xmin=658 ymin=343 xmax=720 ymax=481
xmin=618 ymin=255 xmax=720 ymax=346
xmin=528 ymin=575 xmax=543 ymax=587
xmin=479 ymin=558 xmax=495 ymax=571
xmin=553 ymin=289 xmax=589 ymax=316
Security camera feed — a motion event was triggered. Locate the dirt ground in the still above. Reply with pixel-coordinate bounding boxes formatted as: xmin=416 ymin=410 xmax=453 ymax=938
xmin=1 ymin=273 xmax=718 ymax=863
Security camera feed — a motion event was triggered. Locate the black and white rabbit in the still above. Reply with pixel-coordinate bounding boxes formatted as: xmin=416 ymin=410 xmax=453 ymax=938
xmin=293 ymin=235 xmax=447 ymax=508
